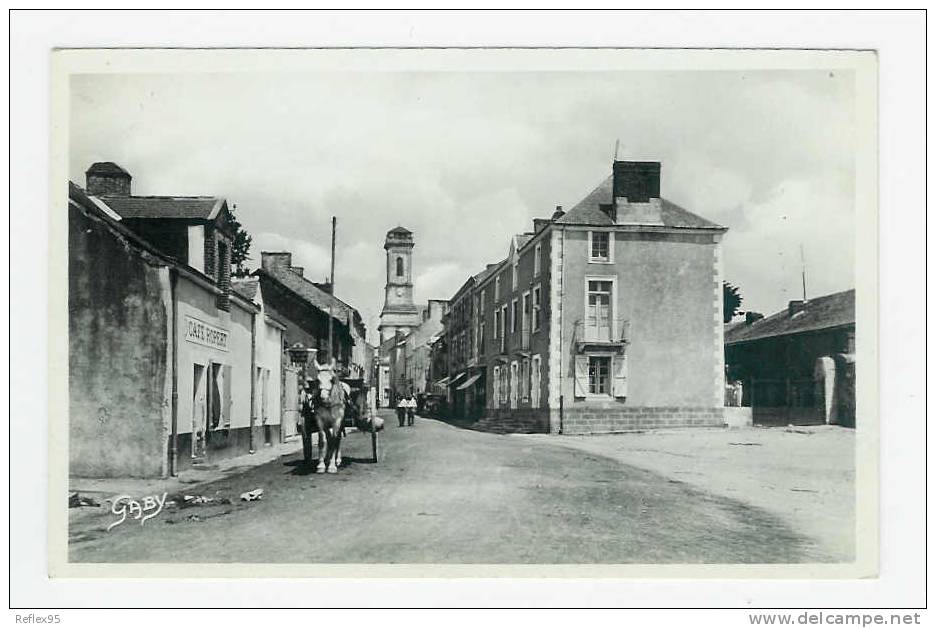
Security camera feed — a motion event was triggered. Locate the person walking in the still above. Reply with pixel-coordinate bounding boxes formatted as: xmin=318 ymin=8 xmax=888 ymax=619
xmin=396 ymin=394 xmax=407 ymax=428
xmin=406 ymin=393 xmax=416 ymax=427
xmin=299 ymin=378 xmax=317 ymax=466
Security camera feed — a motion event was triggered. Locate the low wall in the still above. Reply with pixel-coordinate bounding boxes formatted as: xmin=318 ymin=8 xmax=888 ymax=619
xmin=752 ymin=406 xmax=822 ymax=426
xmin=724 ymin=406 xmax=753 ymax=428
xmin=560 ymin=407 xmax=725 ymax=434
xmin=479 ymin=408 xmax=550 ymax=433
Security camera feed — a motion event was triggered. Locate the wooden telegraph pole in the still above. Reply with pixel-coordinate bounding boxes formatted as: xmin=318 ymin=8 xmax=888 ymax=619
xmin=328 ymin=216 xmax=336 ymax=364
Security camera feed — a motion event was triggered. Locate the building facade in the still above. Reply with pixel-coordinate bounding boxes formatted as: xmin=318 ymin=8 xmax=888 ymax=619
xmin=442 ymin=265 xmax=498 ymax=421
xmin=470 ymin=160 xmax=728 ymax=434
xmin=255 ymin=251 xmax=367 ymax=380
xmin=69 ymin=172 xmax=276 ymax=478
xmin=724 ymin=289 xmax=856 ymax=426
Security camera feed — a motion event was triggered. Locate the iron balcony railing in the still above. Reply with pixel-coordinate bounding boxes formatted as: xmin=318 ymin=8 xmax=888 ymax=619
xmin=572 ymin=317 xmax=630 ymax=353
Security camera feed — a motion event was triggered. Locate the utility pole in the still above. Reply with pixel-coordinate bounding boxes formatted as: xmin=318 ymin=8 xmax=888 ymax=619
xmin=328 ymin=216 xmax=336 ymax=364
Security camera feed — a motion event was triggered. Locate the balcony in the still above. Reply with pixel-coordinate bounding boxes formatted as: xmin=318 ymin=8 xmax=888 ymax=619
xmin=573 ymin=318 xmax=629 ymax=354
xmin=508 ymin=323 xmax=531 ymax=354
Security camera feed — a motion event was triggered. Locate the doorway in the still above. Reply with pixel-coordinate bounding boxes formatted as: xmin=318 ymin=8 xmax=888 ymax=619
xmin=192 ymin=363 xmax=207 ymax=459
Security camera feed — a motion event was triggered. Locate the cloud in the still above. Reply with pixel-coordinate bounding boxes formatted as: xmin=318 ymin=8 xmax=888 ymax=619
xmin=70 ymin=68 xmax=857 ymax=337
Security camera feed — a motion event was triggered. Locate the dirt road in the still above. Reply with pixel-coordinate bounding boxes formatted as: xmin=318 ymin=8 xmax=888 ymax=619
xmin=69 ymin=413 xmax=822 ymax=564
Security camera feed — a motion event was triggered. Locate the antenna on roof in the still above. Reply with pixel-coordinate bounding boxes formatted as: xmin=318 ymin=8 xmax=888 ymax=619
xmin=800 ymin=244 xmax=807 ymax=302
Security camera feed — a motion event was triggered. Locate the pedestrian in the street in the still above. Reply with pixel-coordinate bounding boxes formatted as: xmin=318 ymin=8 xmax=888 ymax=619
xmin=406 ymin=393 xmax=416 ymax=427
xmin=396 ymin=394 xmax=407 ymax=428
xmin=299 ymin=378 xmax=317 ymax=466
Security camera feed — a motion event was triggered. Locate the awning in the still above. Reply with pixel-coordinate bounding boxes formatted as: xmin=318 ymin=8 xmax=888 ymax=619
xmin=448 ymin=372 xmax=467 ymax=386
xmin=435 ymin=377 xmax=449 ymax=387
xmin=456 ymin=373 xmax=482 ymax=390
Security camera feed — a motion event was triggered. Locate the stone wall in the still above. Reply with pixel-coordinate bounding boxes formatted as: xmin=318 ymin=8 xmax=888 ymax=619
xmin=68 ymin=203 xmax=172 ymax=478
xmin=560 ymin=406 xmax=725 ymax=434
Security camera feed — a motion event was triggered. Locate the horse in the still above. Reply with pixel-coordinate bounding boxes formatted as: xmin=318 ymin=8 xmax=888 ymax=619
xmin=311 ymin=359 xmax=350 ymax=474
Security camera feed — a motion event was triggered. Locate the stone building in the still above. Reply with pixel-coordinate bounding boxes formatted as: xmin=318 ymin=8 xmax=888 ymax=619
xmin=254 ymin=251 xmax=367 ymax=381
xmin=442 ymin=265 xmax=498 ymax=421
xmin=468 ymin=160 xmax=728 ymax=434
xmin=69 ymin=170 xmax=277 ymax=478
xmin=724 ymin=289 xmax=856 ymax=426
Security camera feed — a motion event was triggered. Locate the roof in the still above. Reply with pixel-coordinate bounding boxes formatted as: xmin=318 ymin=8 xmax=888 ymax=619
xmin=473 ymin=264 xmax=500 ymax=285
xmin=256 ymin=264 xmax=360 ymax=331
xmin=388 ymin=226 xmax=412 ymax=235
xmin=725 ymin=289 xmax=855 ymax=345
xmin=556 ymin=175 xmax=724 ymax=230
xmin=69 ymin=181 xmax=258 ymax=313
xmin=515 ymin=233 xmax=533 ymax=249
xmin=86 ymin=162 xmax=130 ymax=176
xmin=231 ymin=277 xmax=259 ymax=302
xmin=100 ymin=195 xmax=225 ymax=220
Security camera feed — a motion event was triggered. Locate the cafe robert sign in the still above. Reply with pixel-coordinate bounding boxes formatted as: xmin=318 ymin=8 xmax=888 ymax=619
xmin=184 ymin=315 xmax=229 ymax=351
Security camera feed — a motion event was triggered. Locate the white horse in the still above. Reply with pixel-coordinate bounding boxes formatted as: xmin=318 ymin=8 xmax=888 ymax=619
xmin=312 ymin=358 xmax=351 ymax=474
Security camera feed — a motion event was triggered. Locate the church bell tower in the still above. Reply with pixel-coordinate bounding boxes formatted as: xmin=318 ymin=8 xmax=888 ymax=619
xmin=378 ymin=226 xmax=421 ymax=342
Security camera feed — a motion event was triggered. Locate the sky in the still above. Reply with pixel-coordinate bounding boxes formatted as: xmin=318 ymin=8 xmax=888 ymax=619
xmin=70 ymin=69 xmax=856 ymax=342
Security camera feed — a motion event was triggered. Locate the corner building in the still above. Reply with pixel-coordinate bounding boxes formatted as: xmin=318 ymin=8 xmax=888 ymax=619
xmin=474 ymin=160 xmax=728 ymax=434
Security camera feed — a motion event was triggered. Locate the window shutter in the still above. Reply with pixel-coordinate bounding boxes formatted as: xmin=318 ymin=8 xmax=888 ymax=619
xmin=222 ymin=364 xmax=233 ymax=427
xmin=573 ymin=355 xmax=588 ymax=398
xmin=612 ymin=355 xmax=628 ymax=398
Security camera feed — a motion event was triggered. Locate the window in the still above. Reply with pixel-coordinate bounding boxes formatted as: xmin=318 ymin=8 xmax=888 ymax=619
xmin=509 ymin=361 xmax=519 ymax=409
xmin=574 ymin=354 xmax=627 ymax=398
xmin=500 ymin=305 xmax=508 ymax=350
xmin=589 ymin=231 xmax=611 ymax=262
xmin=534 ymin=242 xmax=542 ymax=277
xmin=530 ymin=355 xmax=541 ymax=408
xmin=511 ymin=299 xmax=519 ymax=334
xmin=495 ymin=276 xmax=501 ymax=301
xmin=588 ymin=356 xmax=611 ymax=395
xmin=479 ymin=320 xmax=485 ymax=355
xmin=532 ymin=285 xmax=542 ymax=332
xmin=492 ymin=365 xmax=501 ymax=409
xmin=521 ymin=357 xmax=530 ymax=402
xmin=521 ymin=291 xmax=530 ymax=335
xmin=493 ymin=309 xmax=499 ymax=339
xmin=396 ymin=256 xmax=404 ymax=277
xmin=586 ymin=279 xmax=613 ymax=342
xmin=480 ymin=289 xmax=486 ymax=312
xmin=512 ymin=261 xmax=518 ymax=291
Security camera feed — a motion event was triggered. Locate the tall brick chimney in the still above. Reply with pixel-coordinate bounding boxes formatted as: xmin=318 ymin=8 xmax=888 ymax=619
xmin=612 ymin=161 xmax=663 ymax=225
xmin=86 ymin=162 xmax=131 ymax=197
xmin=261 ymin=251 xmax=292 ymax=272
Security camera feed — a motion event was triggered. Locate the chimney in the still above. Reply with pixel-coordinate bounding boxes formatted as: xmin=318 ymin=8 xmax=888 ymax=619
xmin=612 ymin=161 xmax=663 ymax=225
xmin=86 ymin=162 xmax=131 ymax=197
xmin=290 ymin=266 xmax=304 ymax=278
xmin=745 ymin=311 xmax=764 ymax=325
xmin=551 ymin=205 xmax=565 ymax=221
xmin=261 ymin=251 xmax=292 ymax=272
xmin=788 ymin=300 xmax=807 ymax=317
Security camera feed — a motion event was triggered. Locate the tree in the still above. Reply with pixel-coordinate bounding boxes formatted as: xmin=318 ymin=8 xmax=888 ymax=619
xmin=229 ymin=205 xmax=253 ymax=277
xmin=723 ymin=282 xmax=743 ymax=323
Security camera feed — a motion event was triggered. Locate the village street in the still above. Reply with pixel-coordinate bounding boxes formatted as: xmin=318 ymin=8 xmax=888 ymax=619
xmin=69 ymin=412 xmax=835 ymax=564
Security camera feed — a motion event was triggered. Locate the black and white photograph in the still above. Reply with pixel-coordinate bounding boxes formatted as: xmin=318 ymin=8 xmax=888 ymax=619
xmin=10 ymin=9 xmax=927 ymax=614
xmin=53 ymin=48 xmax=877 ymax=575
